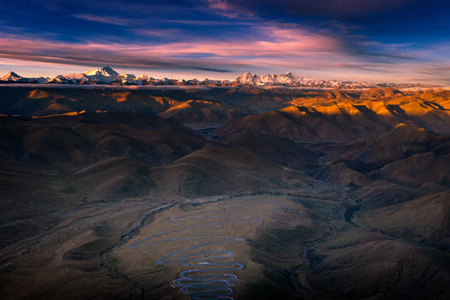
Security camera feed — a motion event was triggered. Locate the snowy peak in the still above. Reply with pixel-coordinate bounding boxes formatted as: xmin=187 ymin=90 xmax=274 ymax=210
xmin=237 ymin=72 xmax=304 ymax=85
xmin=237 ymin=72 xmax=378 ymax=88
xmin=118 ymin=73 xmax=136 ymax=81
xmin=1 ymin=71 xmax=23 ymax=81
xmin=135 ymin=74 xmax=150 ymax=81
xmin=82 ymin=66 xmax=121 ymax=83
xmin=0 ymin=67 xmax=436 ymax=89
xmin=84 ymin=66 xmax=119 ymax=77
xmin=236 ymin=72 xmax=258 ymax=84
xmin=60 ymin=73 xmax=89 ymax=80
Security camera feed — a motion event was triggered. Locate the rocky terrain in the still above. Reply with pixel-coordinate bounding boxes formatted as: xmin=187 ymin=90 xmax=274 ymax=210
xmin=0 ymin=84 xmax=449 ymax=299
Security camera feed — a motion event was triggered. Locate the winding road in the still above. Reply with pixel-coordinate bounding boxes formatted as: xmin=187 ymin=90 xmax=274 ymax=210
xmin=130 ymin=197 xmax=291 ymax=299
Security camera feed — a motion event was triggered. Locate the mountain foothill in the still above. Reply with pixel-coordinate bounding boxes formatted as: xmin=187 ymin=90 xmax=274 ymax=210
xmin=0 ymin=70 xmax=449 ymax=299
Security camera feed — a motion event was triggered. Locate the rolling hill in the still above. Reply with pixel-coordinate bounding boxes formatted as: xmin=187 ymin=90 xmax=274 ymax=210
xmin=215 ymin=90 xmax=450 ymax=142
xmin=1 ymin=85 xmax=449 ymax=300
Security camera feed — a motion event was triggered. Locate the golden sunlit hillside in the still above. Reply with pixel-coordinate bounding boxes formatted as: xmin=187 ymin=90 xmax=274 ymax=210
xmin=1 ymin=86 xmax=449 ymax=300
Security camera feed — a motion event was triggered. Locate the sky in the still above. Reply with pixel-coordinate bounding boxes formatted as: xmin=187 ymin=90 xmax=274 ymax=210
xmin=0 ymin=0 xmax=449 ymax=84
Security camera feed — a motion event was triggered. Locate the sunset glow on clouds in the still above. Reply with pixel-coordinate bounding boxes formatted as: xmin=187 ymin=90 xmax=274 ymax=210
xmin=0 ymin=0 xmax=449 ymax=84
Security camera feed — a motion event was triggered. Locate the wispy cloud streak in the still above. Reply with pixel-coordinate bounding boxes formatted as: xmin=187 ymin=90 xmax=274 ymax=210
xmin=72 ymin=14 xmax=138 ymax=26
xmin=0 ymin=0 xmax=448 ymax=84
xmin=0 ymin=19 xmax=428 ymax=76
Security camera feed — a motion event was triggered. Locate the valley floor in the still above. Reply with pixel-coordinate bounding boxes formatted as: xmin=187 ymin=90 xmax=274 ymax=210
xmin=1 ymin=182 xmax=449 ymax=299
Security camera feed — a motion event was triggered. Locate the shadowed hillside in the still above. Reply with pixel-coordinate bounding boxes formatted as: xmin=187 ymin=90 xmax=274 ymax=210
xmin=158 ymin=99 xmax=256 ymax=125
xmin=0 ymin=112 xmax=210 ymax=172
xmin=1 ymin=86 xmax=449 ymax=300
xmin=312 ymin=124 xmax=450 ymax=188
xmin=219 ymin=130 xmax=318 ymax=169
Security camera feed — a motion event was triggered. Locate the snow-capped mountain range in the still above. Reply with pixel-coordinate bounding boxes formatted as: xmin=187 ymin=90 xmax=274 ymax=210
xmin=1 ymin=71 xmax=48 ymax=84
xmin=236 ymin=72 xmax=377 ymax=88
xmin=0 ymin=66 xmax=435 ymax=89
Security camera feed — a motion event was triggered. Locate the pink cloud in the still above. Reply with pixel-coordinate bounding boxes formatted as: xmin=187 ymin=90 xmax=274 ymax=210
xmin=1 ymin=24 xmax=448 ymax=85
xmin=0 ymin=23 xmax=343 ymax=64
xmin=0 ymin=35 xmax=371 ymax=75
xmin=71 ymin=14 xmax=137 ymax=26
xmin=205 ymin=0 xmax=255 ymax=19
xmin=126 ymin=25 xmax=341 ymax=58
xmin=130 ymin=28 xmax=181 ymax=38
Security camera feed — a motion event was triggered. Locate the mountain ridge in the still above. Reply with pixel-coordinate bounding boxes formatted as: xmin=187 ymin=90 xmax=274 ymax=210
xmin=236 ymin=71 xmax=378 ymax=88
xmin=0 ymin=83 xmax=449 ymax=300
xmin=0 ymin=66 xmax=439 ymax=89
xmin=1 ymin=71 xmax=22 ymax=81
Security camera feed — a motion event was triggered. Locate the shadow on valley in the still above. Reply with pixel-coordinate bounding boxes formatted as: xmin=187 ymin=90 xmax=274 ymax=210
xmin=0 ymin=86 xmax=449 ymax=299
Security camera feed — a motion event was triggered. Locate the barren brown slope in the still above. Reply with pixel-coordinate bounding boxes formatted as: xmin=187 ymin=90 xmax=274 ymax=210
xmin=2 ymin=86 xmax=450 ymax=300
xmin=68 ymin=143 xmax=309 ymax=200
xmin=369 ymin=152 xmax=449 ymax=187
xmin=219 ymin=130 xmax=318 ymax=169
xmin=311 ymin=124 xmax=449 ymax=188
xmin=157 ymin=146 xmax=306 ymax=197
xmin=195 ymin=87 xmax=305 ymax=111
xmin=215 ymin=91 xmax=450 ymax=142
xmin=336 ymin=124 xmax=450 ymax=172
xmin=71 ymin=157 xmax=156 ymax=200
xmin=360 ymin=87 xmax=406 ymax=99
xmin=0 ymin=86 xmax=297 ymax=116
xmin=234 ymin=87 xmax=416 ymax=111
xmin=0 ymin=158 xmax=83 ymax=224
xmin=365 ymin=191 xmax=450 ymax=248
xmin=158 ymin=99 xmax=255 ymax=124
xmin=300 ymin=237 xmax=450 ymax=299
xmin=0 ymin=87 xmax=171 ymax=116
xmin=215 ymin=106 xmax=388 ymax=142
xmin=287 ymin=88 xmax=395 ymax=107
xmin=0 ymin=112 xmax=210 ymax=172
xmin=311 ymin=160 xmax=373 ymax=187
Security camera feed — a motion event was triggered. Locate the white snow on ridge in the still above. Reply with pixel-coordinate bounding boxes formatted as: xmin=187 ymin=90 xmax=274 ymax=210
xmin=0 ymin=67 xmax=438 ymax=89
xmin=83 ymin=66 xmax=120 ymax=83
xmin=1 ymin=71 xmax=48 ymax=84
xmin=1 ymin=71 xmax=23 ymax=81
xmin=57 ymin=73 xmax=89 ymax=83
xmin=84 ymin=66 xmax=119 ymax=77
xmin=118 ymin=74 xmax=135 ymax=81
xmin=236 ymin=72 xmax=378 ymax=88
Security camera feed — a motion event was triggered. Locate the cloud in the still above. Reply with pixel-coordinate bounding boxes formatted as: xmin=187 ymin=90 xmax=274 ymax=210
xmin=72 ymin=14 xmax=138 ymax=26
xmin=0 ymin=19 xmax=421 ymax=77
xmin=0 ymin=9 xmax=445 ymax=84
xmin=122 ymin=24 xmax=347 ymax=63
xmin=2 ymin=34 xmax=447 ymax=85
xmin=204 ymin=0 xmax=255 ymax=18
xmin=0 ymin=36 xmax=238 ymax=73
xmin=414 ymin=64 xmax=450 ymax=85
xmin=130 ymin=28 xmax=181 ymax=38
xmin=202 ymin=0 xmax=449 ymax=61
xmin=418 ymin=65 xmax=450 ymax=76
xmin=203 ymin=0 xmax=425 ymax=20
xmin=200 ymin=1 xmax=427 ymax=64
xmin=164 ymin=19 xmax=255 ymax=26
